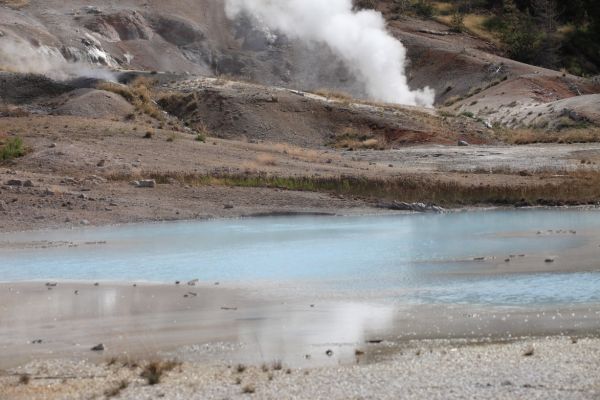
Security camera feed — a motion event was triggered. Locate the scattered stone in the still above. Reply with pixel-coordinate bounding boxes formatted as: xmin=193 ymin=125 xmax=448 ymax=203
xmin=367 ymin=339 xmax=383 ymax=344
xmin=31 ymin=339 xmax=43 ymax=344
xmin=175 ymin=281 xmax=180 ymax=285
xmin=545 ymin=258 xmax=555 ymax=263
xmin=187 ymin=279 xmax=199 ymax=286
xmin=96 ymin=160 xmax=106 ymax=167
xmin=80 ymin=219 xmax=90 ymax=225
xmin=0 ymin=200 xmax=7 ymax=211
xmin=6 ymin=179 xmax=23 ymax=186
xmin=501 ymin=380 xmax=513 ymax=386
xmin=94 ymin=282 xmax=100 ymax=286
xmin=221 ymin=307 xmax=238 ymax=311
xmin=49 ymin=143 xmax=57 ymax=148
xmin=23 ymin=180 xmax=34 ymax=187
xmin=45 ymin=282 xmax=58 ymax=287
xmin=74 ymin=290 xmax=79 ymax=295
xmin=325 ymin=349 xmax=334 ymax=357
xmin=91 ymin=343 xmax=105 ymax=351
xmin=458 ymin=140 xmax=470 ymax=146
xmin=523 ymin=346 xmax=535 ymax=356
xmin=224 ymin=203 xmax=234 ymax=209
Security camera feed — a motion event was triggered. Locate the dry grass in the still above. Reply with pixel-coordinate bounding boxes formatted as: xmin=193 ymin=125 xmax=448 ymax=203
xmin=104 ymin=380 xmax=129 ymax=398
xmin=271 ymin=143 xmax=322 ymax=163
xmin=97 ymin=77 xmax=164 ymax=121
xmin=332 ymin=126 xmax=385 ymax=150
xmin=0 ymin=104 xmax=30 ymax=117
xmin=18 ymin=374 xmax=30 ymax=385
xmin=108 ymin=169 xmax=600 ymax=207
xmin=140 ymin=360 xmax=181 ymax=385
xmin=242 ymin=383 xmax=256 ymax=394
xmin=312 ymin=88 xmax=354 ymax=102
xmin=0 ymin=0 xmax=29 ymax=9
xmin=255 ymin=153 xmax=277 ymax=166
xmin=500 ymin=127 xmax=600 ymax=145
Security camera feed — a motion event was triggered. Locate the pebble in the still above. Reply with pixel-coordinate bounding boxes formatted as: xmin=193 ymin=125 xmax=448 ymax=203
xmin=90 ymin=343 xmax=105 ymax=351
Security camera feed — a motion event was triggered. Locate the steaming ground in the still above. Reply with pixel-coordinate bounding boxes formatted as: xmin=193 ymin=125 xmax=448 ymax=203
xmin=225 ymin=0 xmax=434 ymax=106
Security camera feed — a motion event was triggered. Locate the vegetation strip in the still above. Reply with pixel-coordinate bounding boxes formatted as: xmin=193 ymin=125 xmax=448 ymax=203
xmin=108 ymin=171 xmax=600 ymax=207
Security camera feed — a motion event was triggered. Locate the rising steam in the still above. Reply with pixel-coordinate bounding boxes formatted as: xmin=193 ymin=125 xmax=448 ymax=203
xmin=225 ymin=0 xmax=435 ymax=107
xmin=0 ymin=37 xmax=116 ymax=81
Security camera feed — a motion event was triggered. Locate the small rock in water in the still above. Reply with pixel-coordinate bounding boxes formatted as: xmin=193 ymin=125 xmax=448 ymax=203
xmin=325 ymin=349 xmax=334 ymax=357
xmin=91 ymin=343 xmax=105 ymax=352
xmin=545 ymin=258 xmax=555 ymax=263
xmin=458 ymin=140 xmax=470 ymax=146
xmin=522 ymin=346 xmax=535 ymax=356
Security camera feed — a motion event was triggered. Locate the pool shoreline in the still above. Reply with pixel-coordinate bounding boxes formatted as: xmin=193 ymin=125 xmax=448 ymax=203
xmin=1 ymin=281 xmax=600 ymax=370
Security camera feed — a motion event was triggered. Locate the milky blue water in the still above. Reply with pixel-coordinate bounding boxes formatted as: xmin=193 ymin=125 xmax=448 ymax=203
xmin=2 ymin=210 xmax=600 ymax=305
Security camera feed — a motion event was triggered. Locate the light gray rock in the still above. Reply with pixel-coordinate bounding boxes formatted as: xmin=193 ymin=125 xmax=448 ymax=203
xmin=458 ymin=140 xmax=470 ymax=146
xmin=136 ymin=179 xmax=156 ymax=188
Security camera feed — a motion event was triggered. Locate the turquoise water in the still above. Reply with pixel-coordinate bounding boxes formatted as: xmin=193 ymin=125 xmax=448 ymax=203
xmin=2 ymin=210 xmax=600 ymax=305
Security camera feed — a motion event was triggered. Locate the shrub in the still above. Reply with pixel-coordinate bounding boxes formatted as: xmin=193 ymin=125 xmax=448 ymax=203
xmin=98 ymin=77 xmax=164 ymax=121
xmin=0 ymin=136 xmax=25 ymax=161
xmin=412 ymin=0 xmax=434 ymax=18
xmin=140 ymin=360 xmax=180 ymax=385
xmin=450 ymin=12 xmax=465 ymax=33
xmin=353 ymin=0 xmax=377 ymax=10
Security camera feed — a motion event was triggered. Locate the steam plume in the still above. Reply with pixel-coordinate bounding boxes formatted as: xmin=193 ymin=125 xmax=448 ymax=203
xmin=225 ymin=0 xmax=434 ymax=107
xmin=0 ymin=37 xmax=116 ymax=81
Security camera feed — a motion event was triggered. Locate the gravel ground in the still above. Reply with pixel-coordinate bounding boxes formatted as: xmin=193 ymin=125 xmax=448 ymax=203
xmin=2 ymin=336 xmax=599 ymax=400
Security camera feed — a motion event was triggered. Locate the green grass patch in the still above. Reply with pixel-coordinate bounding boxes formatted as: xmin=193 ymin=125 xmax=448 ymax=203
xmin=0 ymin=137 xmax=26 ymax=161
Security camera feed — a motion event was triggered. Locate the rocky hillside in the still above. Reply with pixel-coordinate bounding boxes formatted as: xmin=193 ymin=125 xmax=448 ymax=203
xmin=0 ymin=0 xmax=598 ymax=130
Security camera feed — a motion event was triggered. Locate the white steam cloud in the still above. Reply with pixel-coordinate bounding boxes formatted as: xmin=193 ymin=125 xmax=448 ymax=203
xmin=0 ymin=37 xmax=116 ymax=82
xmin=225 ymin=0 xmax=435 ymax=107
